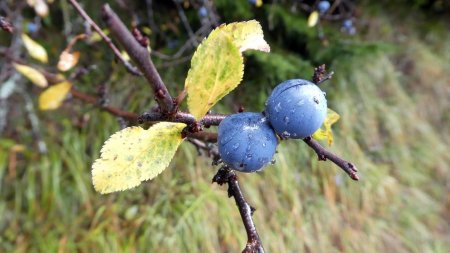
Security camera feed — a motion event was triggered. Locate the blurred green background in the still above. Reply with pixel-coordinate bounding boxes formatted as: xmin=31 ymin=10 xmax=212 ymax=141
xmin=0 ymin=0 xmax=449 ymax=252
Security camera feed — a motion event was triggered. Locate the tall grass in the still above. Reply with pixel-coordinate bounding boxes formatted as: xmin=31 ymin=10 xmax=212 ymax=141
xmin=1 ymin=9 xmax=449 ymax=253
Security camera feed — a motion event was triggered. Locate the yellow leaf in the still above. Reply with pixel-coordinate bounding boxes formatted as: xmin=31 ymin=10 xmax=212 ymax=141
xmin=256 ymin=0 xmax=263 ymax=8
xmin=209 ymin=20 xmax=270 ymax=53
xmin=185 ymin=20 xmax=270 ymax=119
xmin=92 ymin=123 xmax=186 ymax=194
xmin=308 ymin=11 xmax=320 ymax=27
xmin=120 ymin=50 xmax=130 ymax=62
xmin=185 ymin=32 xmax=244 ymax=119
xmin=313 ymin=108 xmax=340 ymax=146
xmin=34 ymin=0 xmax=49 ymax=17
xmin=38 ymin=81 xmax=72 ymax=110
xmin=22 ymin=33 xmax=48 ymax=63
xmin=57 ymin=51 xmax=80 ymax=71
xmin=88 ymin=29 xmax=109 ymax=43
xmin=14 ymin=64 xmax=48 ymax=88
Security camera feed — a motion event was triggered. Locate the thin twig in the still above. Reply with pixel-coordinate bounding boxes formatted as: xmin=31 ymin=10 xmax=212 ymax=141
xmin=172 ymin=0 xmax=198 ymax=47
xmin=213 ymin=167 xmax=265 ymax=253
xmin=70 ymin=88 xmax=138 ymax=121
xmin=303 ymin=137 xmax=359 ymax=180
xmin=101 ymin=4 xmax=174 ymax=114
xmin=67 ymin=0 xmax=141 ymax=76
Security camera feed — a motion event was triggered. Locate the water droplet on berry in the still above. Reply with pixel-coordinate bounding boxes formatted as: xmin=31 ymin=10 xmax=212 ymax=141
xmin=232 ymin=143 xmax=240 ymax=150
xmin=281 ymin=131 xmax=291 ymax=138
xmin=283 ymin=116 xmax=290 ymax=125
xmin=246 ymin=154 xmax=253 ymax=159
xmin=274 ymin=102 xmax=281 ymax=112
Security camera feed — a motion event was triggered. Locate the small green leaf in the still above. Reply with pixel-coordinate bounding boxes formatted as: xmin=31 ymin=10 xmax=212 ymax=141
xmin=313 ymin=108 xmax=340 ymax=146
xmin=185 ymin=33 xmax=243 ymax=119
xmin=92 ymin=122 xmax=186 ymax=194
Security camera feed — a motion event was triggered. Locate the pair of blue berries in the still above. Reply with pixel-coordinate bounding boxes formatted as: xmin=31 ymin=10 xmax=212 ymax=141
xmin=218 ymin=79 xmax=327 ymax=173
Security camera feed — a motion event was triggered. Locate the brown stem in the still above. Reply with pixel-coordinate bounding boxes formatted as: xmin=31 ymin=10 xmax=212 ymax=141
xmin=139 ymin=111 xmax=226 ymax=127
xmin=101 ymin=4 xmax=174 ymax=114
xmin=213 ymin=167 xmax=265 ymax=253
xmin=70 ymin=89 xmax=138 ymax=121
xmin=303 ymin=136 xmax=359 ymax=180
xmin=68 ymin=0 xmax=141 ymax=76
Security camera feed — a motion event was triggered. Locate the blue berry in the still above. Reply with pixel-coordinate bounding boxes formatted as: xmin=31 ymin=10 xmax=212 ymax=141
xmin=342 ymin=19 xmax=353 ymax=29
xmin=198 ymin=6 xmax=208 ymax=18
xmin=27 ymin=22 xmax=38 ymax=33
xmin=318 ymin=1 xmax=330 ymax=14
xmin=265 ymin=79 xmax=327 ymax=139
xmin=218 ymin=112 xmax=278 ymax=172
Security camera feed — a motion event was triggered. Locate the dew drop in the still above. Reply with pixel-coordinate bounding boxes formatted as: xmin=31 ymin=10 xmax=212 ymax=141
xmin=281 ymin=131 xmax=291 ymax=138
xmin=297 ymin=100 xmax=305 ymax=106
xmin=232 ymin=143 xmax=240 ymax=150
xmin=274 ymin=102 xmax=281 ymax=112
xmin=262 ymin=143 xmax=266 ymax=147
xmin=246 ymin=154 xmax=253 ymax=160
xmin=283 ymin=116 xmax=290 ymax=125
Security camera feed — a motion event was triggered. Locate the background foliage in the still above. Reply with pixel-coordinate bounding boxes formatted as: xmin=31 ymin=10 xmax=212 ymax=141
xmin=0 ymin=0 xmax=449 ymax=252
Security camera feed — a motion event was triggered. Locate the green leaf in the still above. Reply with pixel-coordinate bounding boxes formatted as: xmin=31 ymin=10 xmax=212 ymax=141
xmin=185 ymin=33 xmax=243 ymax=119
xmin=185 ymin=20 xmax=270 ymax=119
xmin=313 ymin=108 xmax=340 ymax=146
xmin=92 ymin=122 xmax=186 ymax=194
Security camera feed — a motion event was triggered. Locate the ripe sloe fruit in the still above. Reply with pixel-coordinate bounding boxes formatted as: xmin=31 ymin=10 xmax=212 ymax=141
xmin=218 ymin=112 xmax=278 ymax=172
xmin=265 ymin=79 xmax=327 ymax=139
xmin=318 ymin=1 xmax=330 ymax=14
xmin=198 ymin=6 xmax=207 ymax=18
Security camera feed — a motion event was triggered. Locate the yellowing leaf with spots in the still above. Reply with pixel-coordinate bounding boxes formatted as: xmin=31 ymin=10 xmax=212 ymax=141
xmin=38 ymin=81 xmax=72 ymax=110
xmin=185 ymin=20 xmax=270 ymax=119
xmin=14 ymin=64 xmax=48 ymax=88
xmin=22 ymin=33 xmax=48 ymax=63
xmin=208 ymin=20 xmax=270 ymax=53
xmin=313 ymin=108 xmax=340 ymax=146
xmin=92 ymin=123 xmax=186 ymax=194
xmin=308 ymin=11 xmax=320 ymax=27
xmin=185 ymin=32 xmax=243 ymax=119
